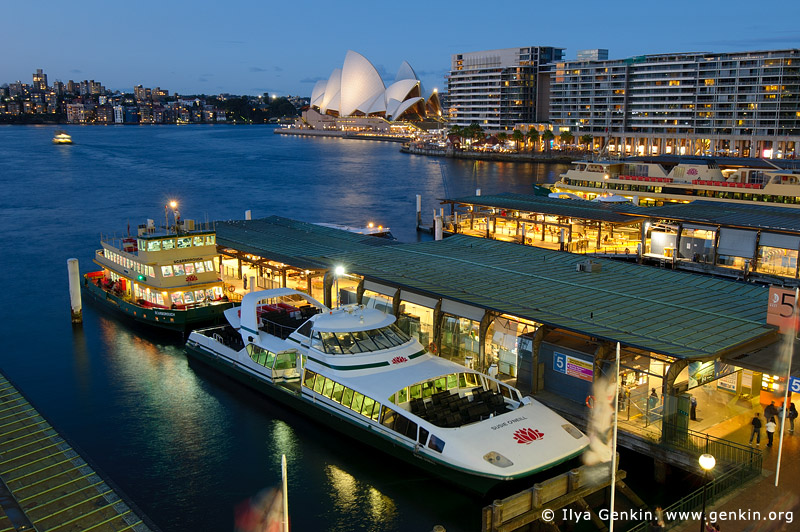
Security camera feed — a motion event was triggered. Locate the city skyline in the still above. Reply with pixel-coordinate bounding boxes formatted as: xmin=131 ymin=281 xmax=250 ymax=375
xmin=5 ymin=0 xmax=799 ymax=97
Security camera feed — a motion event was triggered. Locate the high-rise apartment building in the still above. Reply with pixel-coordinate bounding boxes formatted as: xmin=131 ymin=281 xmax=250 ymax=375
xmin=550 ymin=49 xmax=800 ymax=157
xmin=446 ymin=46 xmax=564 ymax=131
xmin=32 ymin=69 xmax=47 ymax=91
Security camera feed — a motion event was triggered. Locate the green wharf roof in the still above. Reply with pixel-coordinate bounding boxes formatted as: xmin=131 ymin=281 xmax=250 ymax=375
xmin=446 ymin=193 xmax=641 ymax=224
xmin=621 ymin=200 xmax=800 ymax=234
xmin=328 ymin=235 xmax=776 ymax=361
xmin=214 ymin=216 xmax=399 ymax=270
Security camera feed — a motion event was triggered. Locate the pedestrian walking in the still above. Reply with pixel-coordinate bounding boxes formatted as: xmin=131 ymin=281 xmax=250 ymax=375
xmin=766 ymin=416 xmax=776 ymax=447
xmin=690 ymin=395 xmax=698 ymax=421
xmin=749 ymin=412 xmax=762 ymax=445
xmin=789 ymin=403 xmax=798 ymax=434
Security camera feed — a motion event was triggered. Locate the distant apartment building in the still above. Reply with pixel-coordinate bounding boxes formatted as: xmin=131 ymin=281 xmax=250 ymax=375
xmin=96 ymin=104 xmax=114 ymax=123
xmin=67 ymin=103 xmax=94 ymax=123
xmin=576 ymin=49 xmax=608 ymax=61
xmin=446 ymin=46 xmax=564 ymax=131
xmin=114 ymin=105 xmax=125 ymax=124
xmin=32 ymin=69 xmax=47 ymax=91
xmin=549 ymin=48 xmax=800 ymax=157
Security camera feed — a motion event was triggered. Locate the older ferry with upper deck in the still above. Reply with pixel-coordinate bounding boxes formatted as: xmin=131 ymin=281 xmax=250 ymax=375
xmin=186 ymin=288 xmax=589 ymax=492
xmin=83 ymin=213 xmax=232 ymax=332
xmin=554 ymin=156 xmax=800 ymax=207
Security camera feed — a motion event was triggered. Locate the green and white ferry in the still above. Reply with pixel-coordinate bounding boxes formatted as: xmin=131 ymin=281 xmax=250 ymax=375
xmin=83 ymin=215 xmax=232 ymax=333
xmin=185 ymin=288 xmax=588 ymax=492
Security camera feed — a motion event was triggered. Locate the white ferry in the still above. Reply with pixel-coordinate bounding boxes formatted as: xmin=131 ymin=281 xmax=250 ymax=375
xmin=554 ymin=157 xmax=800 ymax=208
xmin=185 ymin=288 xmax=588 ymax=492
xmin=83 ymin=212 xmax=232 ymax=332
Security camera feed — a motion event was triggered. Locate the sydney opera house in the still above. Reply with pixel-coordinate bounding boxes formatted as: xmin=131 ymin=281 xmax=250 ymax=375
xmin=301 ymin=51 xmax=442 ymax=132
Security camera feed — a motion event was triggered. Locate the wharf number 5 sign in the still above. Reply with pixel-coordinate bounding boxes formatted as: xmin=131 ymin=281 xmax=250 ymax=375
xmin=553 ymin=352 xmax=593 ymax=382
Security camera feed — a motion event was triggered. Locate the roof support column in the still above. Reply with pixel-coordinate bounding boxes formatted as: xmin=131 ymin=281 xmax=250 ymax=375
xmin=281 ymin=268 xmax=287 ymax=288
xmin=478 ymin=311 xmax=499 ymax=373
xmin=307 ymin=273 xmax=312 ymax=296
xmin=391 ymin=288 xmax=402 ymax=318
xmin=531 ymin=325 xmax=551 ymax=394
xmin=355 ymin=278 xmax=365 ymax=305
xmin=322 ymin=271 xmax=333 ymax=309
xmin=712 ymin=225 xmax=722 ymax=266
xmin=432 ymin=299 xmax=443 ymax=356
xmin=592 ymin=341 xmax=616 ymax=381
xmin=596 ymin=221 xmax=602 ymax=250
xmin=751 ymin=230 xmax=762 ymax=277
xmin=673 ymin=223 xmax=682 ymax=269
xmin=237 ymin=255 xmax=242 ymax=279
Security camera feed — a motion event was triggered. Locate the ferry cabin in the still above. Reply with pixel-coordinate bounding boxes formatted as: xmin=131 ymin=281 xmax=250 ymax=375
xmin=91 ymin=224 xmax=226 ymax=312
xmin=558 ymin=161 xmax=800 ymax=207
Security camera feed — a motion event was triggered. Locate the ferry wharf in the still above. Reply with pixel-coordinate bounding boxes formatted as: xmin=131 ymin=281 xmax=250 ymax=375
xmin=0 ymin=371 xmax=156 ymax=532
xmin=211 ymin=216 xmax=799 ymax=528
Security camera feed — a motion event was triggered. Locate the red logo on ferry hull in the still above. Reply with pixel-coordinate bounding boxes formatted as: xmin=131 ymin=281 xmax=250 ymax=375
xmin=513 ymin=428 xmax=544 ymax=444
xmin=391 ymin=356 xmax=408 ymax=364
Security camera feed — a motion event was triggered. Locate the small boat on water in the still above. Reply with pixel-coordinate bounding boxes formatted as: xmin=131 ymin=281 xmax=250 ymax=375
xmin=52 ymin=130 xmax=73 ymax=144
xmin=186 ymin=288 xmax=589 ymax=492
xmin=83 ymin=204 xmax=233 ymax=332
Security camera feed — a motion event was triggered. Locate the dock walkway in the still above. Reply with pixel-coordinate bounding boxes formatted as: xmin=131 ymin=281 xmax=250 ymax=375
xmin=0 ymin=372 xmax=156 ymax=532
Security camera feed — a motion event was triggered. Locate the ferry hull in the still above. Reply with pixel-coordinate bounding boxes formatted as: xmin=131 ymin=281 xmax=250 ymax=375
xmin=184 ymin=340 xmax=582 ymax=494
xmin=83 ymin=276 xmax=231 ymax=333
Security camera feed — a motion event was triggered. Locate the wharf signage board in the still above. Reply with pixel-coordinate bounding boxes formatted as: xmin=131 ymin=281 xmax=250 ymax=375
xmin=790 ymin=376 xmax=800 ymax=395
xmin=553 ymin=352 xmax=593 ymax=382
xmin=767 ymin=286 xmax=800 ymax=333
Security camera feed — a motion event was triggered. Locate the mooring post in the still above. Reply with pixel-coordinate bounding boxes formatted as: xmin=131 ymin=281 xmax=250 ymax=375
xmin=67 ymin=258 xmax=82 ymax=324
xmin=415 ymin=194 xmax=422 ymax=230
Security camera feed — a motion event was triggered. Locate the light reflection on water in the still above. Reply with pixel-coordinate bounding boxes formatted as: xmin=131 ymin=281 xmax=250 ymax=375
xmin=325 ymin=465 xmax=398 ymax=532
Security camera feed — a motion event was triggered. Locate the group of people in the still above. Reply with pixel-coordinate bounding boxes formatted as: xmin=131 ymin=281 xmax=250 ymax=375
xmin=749 ymin=400 xmax=798 ymax=447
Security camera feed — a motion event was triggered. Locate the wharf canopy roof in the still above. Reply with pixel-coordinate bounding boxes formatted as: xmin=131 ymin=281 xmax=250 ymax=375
xmin=446 ymin=193 xmax=643 ymax=224
xmin=330 ymin=235 xmax=777 ymax=360
xmin=310 ymin=50 xmax=441 ymax=121
xmin=621 ymin=200 xmax=800 ymax=234
xmin=214 ymin=216 xmax=398 ymax=270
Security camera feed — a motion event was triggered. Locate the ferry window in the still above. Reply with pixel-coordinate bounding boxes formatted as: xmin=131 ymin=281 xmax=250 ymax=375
xmin=341 ymin=387 xmax=354 ymax=408
xmin=162 ymin=238 xmax=175 ymax=250
xmin=171 ymin=293 xmax=183 ymax=305
xmin=351 ymin=392 xmax=364 ymax=413
xmin=193 ymin=236 xmax=204 ymax=247
xmin=177 ymin=237 xmax=192 ymax=249
xmin=464 ymin=373 xmax=479 ymax=388
xmin=397 ymin=387 xmax=408 ymax=404
xmin=174 ymin=264 xmax=185 ymax=275
xmin=296 ymin=320 xmax=313 ymax=338
xmin=319 ymin=332 xmax=342 ymax=354
xmin=384 ymin=324 xmax=411 ymax=344
xmin=313 ymin=374 xmax=325 ymax=394
xmin=322 ymin=378 xmax=335 ymax=398
xmin=428 ymin=434 xmax=445 ymax=453
xmin=365 ymin=328 xmax=394 ymax=350
xmin=361 ymin=397 xmax=376 ymax=418
xmin=184 ymin=292 xmax=195 ymax=304
xmin=194 ymin=290 xmax=205 ymax=302
xmin=185 ymin=264 xmax=195 ymax=274
xmin=147 ymin=240 xmax=161 ymax=252
xmin=205 ymin=235 xmax=215 ymax=245
xmin=332 ymin=383 xmax=344 ymax=403
xmin=371 ymin=404 xmax=381 ymax=421
xmin=381 ymin=407 xmax=397 ymax=430
xmin=149 ymin=266 xmax=155 ymax=277
xmin=351 ymin=330 xmax=380 ymax=352
xmin=335 ymin=332 xmax=359 ymax=353
xmin=434 ymin=378 xmax=447 ymax=393
xmin=265 ymin=351 xmax=276 ymax=368
xmin=205 ymin=260 xmax=214 ymax=272
xmin=409 ymin=384 xmax=422 ymax=400
xmin=195 ymin=261 xmax=205 ymax=273
xmin=500 ymin=384 xmax=512 ymax=399
xmin=421 ymin=381 xmax=435 ymax=399
xmin=137 ymin=239 xmax=145 ymax=251
xmin=213 ymin=286 xmax=223 ymax=298
xmin=274 ymin=352 xmax=295 ymax=370
xmin=446 ymin=374 xmax=458 ymax=390
xmin=419 ymin=427 xmax=430 ymax=445
xmin=206 ymin=289 xmax=215 ymax=300
xmin=156 ymin=294 xmax=164 ymax=306
xmin=395 ymin=415 xmax=409 ymax=436
xmin=310 ymin=332 xmax=324 ymax=351
xmin=303 ymin=370 xmax=317 ymax=389
xmin=161 ymin=266 xmax=173 ymax=277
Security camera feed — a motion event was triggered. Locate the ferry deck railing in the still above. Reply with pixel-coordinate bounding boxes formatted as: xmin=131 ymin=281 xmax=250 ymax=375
xmin=662 ymin=423 xmax=762 ymax=471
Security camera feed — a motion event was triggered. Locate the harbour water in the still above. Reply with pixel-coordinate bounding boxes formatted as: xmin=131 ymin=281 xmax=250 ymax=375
xmin=0 ymin=124 xmax=571 ymax=532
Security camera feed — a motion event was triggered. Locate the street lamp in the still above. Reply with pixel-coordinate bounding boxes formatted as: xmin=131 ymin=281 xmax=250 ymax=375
xmin=699 ymin=453 xmax=716 ymax=532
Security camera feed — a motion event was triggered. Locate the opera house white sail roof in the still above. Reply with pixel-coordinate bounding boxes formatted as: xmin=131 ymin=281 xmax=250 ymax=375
xmin=310 ymin=51 xmax=441 ymax=121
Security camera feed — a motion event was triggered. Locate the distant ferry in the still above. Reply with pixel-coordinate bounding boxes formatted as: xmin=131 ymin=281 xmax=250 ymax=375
xmin=83 ymin=208 xmax=232 ymax=332
xmin=554 ymin=157 xmax=800 ymax=208
xmin=186 ymin=288 xmax=589 ymax=492
xmin=52 ymin=131 xmax=73 ymax=144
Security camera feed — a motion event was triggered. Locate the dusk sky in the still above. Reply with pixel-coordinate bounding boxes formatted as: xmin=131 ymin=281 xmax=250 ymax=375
xmin=5 ymin=1 xmax=799 ymax=98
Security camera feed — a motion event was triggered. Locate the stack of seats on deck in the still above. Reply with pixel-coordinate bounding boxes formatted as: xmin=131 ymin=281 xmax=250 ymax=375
xmin=409 ymin=389 xmax=508 ymax=428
